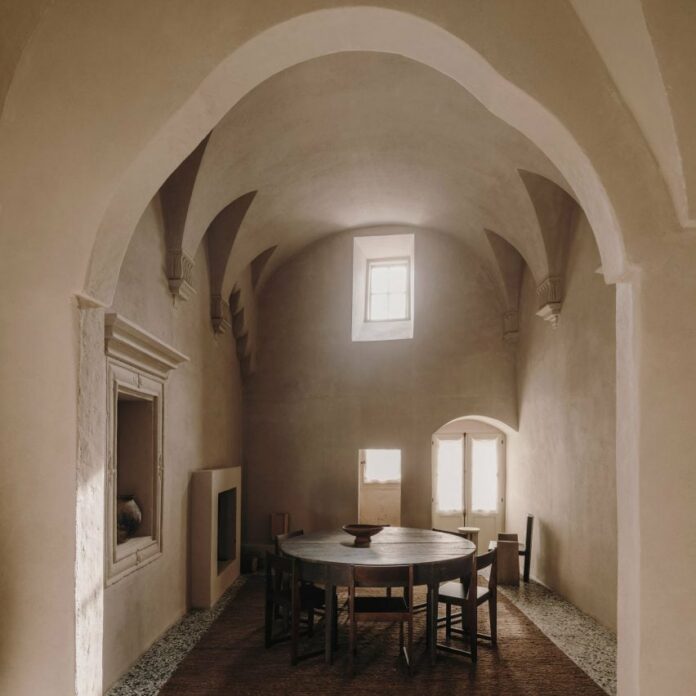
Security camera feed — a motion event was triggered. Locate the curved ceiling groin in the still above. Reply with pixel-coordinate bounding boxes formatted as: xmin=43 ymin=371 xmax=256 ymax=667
xmin=156 ymin=52 xmax=581 ymax=346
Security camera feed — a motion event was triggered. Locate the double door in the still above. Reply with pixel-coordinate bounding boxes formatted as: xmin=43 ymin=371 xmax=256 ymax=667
xmin=431 ymin=432 xmax=505 ymax=553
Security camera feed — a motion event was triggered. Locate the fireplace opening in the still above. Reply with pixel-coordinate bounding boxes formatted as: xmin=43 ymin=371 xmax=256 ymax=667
xmin=116 ymin=393 xmax=156 ymax=547
xmin=217 ymin=487 xmax=237 ymax=574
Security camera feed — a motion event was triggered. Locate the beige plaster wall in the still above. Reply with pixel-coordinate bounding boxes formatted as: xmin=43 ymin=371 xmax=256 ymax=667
xmin=506 ymin=213 xmax=617 ymax=630
xmin=244 ymin=228 xmax=516 ymax=544
xmin=103 ymin=196 xmax=242 ymax=689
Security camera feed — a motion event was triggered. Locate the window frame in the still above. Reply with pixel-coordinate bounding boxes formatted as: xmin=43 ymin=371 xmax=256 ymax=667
xmin=351 ymin=232 xmax=415 ymax=342
xmin=365 ymin=256 xmax=411 ymax=323
xmin=361 ymin=448 xmax=402 ymax=485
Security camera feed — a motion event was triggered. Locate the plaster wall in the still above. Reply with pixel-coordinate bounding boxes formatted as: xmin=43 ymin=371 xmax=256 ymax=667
xmin=506 ymin=213 xmax=617 ymax=630
xmin=244 ymin=228 xmax=516 ymax=544
xmin=102 ymin=196 xmax=242 ymax=689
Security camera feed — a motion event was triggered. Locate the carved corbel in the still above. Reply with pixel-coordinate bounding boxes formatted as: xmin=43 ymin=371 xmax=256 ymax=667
xmin=536 ymin=276 xmax=563 ymax=326
xmin=503 ymin=310 xmax=519 ymax=344
xmin=210 ymin=293 xmax=232 ymax=334
xmin=167 ymin=249 xmax=196 ymax=301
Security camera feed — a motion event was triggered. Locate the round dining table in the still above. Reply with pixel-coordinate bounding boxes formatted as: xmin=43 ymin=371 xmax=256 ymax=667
xmin=280 ymin=526 xmax=475 ymax=664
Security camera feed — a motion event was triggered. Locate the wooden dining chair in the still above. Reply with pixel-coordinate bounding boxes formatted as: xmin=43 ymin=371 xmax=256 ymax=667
xmin=274 ymin=529 xmax=329 ymax=628
xmin=419 ymin=528 xmax=472 ymax=616
xmin=275 ymin=528 xmax=304 ymax=555
xmin=348 ymin=564 xmax=415 ymax=675
xmin=488 ymin=514 xmax=534 ymax=582
xmin=433 ymin=554 xmax=478 ymax=661
xmin=264 ymin=552 xmax=325 ymax=665
xmin=439 ymin=548 xmax=498 ymax=648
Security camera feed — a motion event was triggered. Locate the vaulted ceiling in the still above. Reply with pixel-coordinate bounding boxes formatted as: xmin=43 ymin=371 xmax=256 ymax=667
xmin=167 ymin=53 xmax=576 ymax=316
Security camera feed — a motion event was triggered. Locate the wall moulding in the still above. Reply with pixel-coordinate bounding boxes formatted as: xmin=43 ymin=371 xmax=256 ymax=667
xmin=536 ymin=276 xmax=563 ymax=326
xmin=104 ymin=313 xmax=189 ymax=379
xmin=103 ymin=314 xmax=188 ymax=586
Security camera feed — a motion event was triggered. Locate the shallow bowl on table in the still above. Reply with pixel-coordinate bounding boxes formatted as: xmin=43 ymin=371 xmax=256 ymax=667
xmin=342 ymin=523 xmax=384 ymax=547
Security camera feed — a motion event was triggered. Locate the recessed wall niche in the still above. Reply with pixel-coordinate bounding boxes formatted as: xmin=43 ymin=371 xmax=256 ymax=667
xmin=104 ymin=313 xmax=188 ymax=585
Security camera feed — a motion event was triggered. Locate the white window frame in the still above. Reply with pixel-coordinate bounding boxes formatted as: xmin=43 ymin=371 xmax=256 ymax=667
xmin=365 ymin=257 xmax=411 ymax=322
xmin=360 ymin=448 xmax=402 ymax=484
xmin=352 ymin=233 xmax=414 ymax=342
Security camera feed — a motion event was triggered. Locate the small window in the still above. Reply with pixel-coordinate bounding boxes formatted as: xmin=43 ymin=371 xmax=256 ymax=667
xmin=362 ymin=449 xmax=401 ymax=483
xmin=352 ymin=232 xmax=414 ymax=342
xmin=366 ymin=258 xmax=410 ymax=322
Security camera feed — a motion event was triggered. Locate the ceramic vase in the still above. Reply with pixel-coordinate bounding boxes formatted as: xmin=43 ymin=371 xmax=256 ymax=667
xmin=117 ymin=495 xmax=142 ymax=543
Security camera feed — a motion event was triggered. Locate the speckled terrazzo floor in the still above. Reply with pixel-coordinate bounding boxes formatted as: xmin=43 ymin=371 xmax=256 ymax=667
xmin=106 ymin=575 xmax=616 ymax=696
xmin=105 ymin=577 xmax=247 ymax=696
xmin=498 ymin=581 xmax=616 ymax=696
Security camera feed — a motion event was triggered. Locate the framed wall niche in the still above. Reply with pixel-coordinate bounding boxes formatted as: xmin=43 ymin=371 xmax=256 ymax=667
xmin=104 ymin=313 xmax=188 ymax=585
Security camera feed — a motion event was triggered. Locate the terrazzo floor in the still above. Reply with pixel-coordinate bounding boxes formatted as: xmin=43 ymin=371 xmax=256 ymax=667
xmin=498 ymin=581 xmax=616 ymax=695
xmin=106 ymin=575 xmax=616 ymax=696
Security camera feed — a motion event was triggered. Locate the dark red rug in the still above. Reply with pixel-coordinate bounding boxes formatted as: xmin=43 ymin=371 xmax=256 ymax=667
xmin=160 ymin=576 xmax=607 ymax=695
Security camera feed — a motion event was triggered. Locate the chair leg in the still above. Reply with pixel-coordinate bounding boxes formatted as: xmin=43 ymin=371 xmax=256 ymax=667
xmin=446 ymin=603 xmax=452 ymax=639
xmin=470 ymin=600 xmax=477 ymax=663
xmin=308 ymin=608 xmax=314 ymax=637
xmin=332 ymin=591 xmax=339 ymax=651
xmin=348 ymin=589 xmax=355 ymax=675
xmin=291 ymin=598 xmax=300 ymax=666
xmin=265 ymin=599 xmax=274 ymax=648
xmin=407 ymin=614 xmax=413 ymax=676
xmin=429 ymin=585 xmax=437 ymax=666
xmin=489 ymin=597 xmax=497 ymax=646
xmin=399 ymin=620 xmax=404 ymax=650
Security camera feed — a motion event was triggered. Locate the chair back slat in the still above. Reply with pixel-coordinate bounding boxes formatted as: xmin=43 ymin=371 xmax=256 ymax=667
xmin=498 ymin=532 xmax=518 ymax=542
xmin=431 ymin=554 xmax=474 ymax=584
xmin=274 ymin=528 xmax=304 ymax=555
xmin=354 ymin=564 xmax=411 ymax=587
xmin=476 ymin=549 xmax=495 ymax=570
xmin=266 ymin=551 xmax=294 ymax=575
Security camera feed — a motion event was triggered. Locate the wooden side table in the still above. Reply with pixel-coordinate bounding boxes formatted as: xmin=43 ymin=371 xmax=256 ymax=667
xmin=457 ymin=526 xmax=480 ymax=550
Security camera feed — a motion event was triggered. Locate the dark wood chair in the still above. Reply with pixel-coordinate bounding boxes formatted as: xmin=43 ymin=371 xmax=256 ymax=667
xmin=348 ymin=564 xmax=415 ymax=675
xmin=264 ymin=552 xmax=325 ymax=665
xmin=275 ymin=528 xmax=304 ymax=555
xmin=418 ymin=528 xmax=472 ymax=616
xmin=438 ymin=548 xmax=497 ymax=649
xmin=487 ymin=514 xmax=534 ymax=582
xmin=433 ymin=554 xmax=478 ymax=661
xmin=274 ymin=529 xmax=329 ymax=626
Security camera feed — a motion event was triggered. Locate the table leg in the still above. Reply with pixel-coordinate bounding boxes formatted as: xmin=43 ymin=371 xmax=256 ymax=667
xmin=325 ymin=583 xmax=335 ymax=664
xmin=428 ymin=583 xmax=437 ymax=665
xmin=332 ymin=588 xmax=338 ymax=652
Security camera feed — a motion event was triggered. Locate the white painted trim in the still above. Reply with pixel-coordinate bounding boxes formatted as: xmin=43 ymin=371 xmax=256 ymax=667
xmin=104 ymin=313 xmax=189 ymax=379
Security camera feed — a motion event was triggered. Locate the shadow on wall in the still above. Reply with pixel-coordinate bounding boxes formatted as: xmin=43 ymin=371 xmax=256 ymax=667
xmin=535 ymin=518 xmax=560 ymax=588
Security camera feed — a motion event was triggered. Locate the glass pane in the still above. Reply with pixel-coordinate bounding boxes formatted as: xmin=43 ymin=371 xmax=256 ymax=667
xmin=388 ymin=292 xmax=407 ymax=319
xmin=369 ymin=265 xmax=390 ymax=294
xmin=364 ymin=449 xmax=401 ymax=483
xmin=471 ymin=438 xmax=498 ymax=512
xmin=436 ymin=438 xmax=463 ymax=513
xmin=369 ymin=293 xmax=389 ymax=320
xmin=388 ymin=264 xmax=408 ymax=293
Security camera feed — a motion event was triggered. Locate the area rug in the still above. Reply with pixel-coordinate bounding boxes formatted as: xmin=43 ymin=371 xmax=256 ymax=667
xmin=159 ymin=576 xmax=607 ymax=695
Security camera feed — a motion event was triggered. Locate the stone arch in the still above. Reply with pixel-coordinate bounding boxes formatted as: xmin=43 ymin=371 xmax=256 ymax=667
xmin=84 ymin=6 xmax=631 ymax=308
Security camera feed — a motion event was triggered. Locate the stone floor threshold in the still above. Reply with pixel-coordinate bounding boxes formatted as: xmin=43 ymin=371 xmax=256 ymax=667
xmin=106 ymin=575 xmax=616 ymax=696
